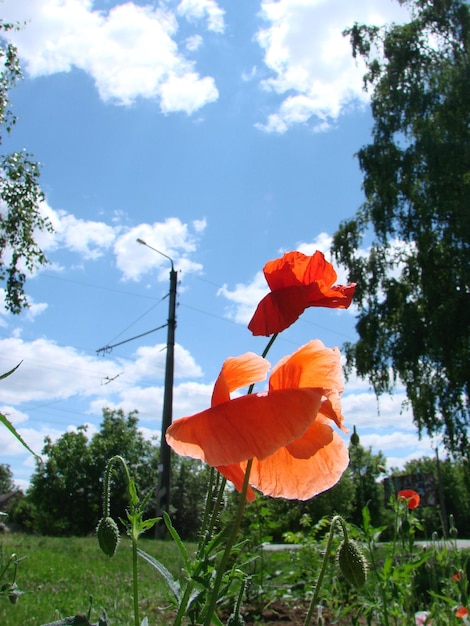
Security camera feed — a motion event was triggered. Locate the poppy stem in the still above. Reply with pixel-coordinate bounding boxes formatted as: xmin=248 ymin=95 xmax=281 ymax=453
xmin=202 ymin=458 xmax=254 ymax=626
xmin=202 ymin=333 xmax=277 ymax=624
xmin=248 ymin=333 xmax=278 ymax=394
xmin=303 ymin=515 xmax=343 ymax=626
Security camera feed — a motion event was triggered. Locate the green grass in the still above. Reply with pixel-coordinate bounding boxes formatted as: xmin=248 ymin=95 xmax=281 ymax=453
xmin=0 ymin=534 xmax=191 ymax=626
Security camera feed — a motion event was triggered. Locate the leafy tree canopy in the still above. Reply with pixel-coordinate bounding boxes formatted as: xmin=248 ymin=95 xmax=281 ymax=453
xmin=0 ymin=462 xmax=15 ymax=493
xmin=27 ymin=408 xmax=158 ymax=536
xmin=332 ymin=0 xmax=470 ymax=454
xmin=0 ymin=20 xmax=53 ymax=313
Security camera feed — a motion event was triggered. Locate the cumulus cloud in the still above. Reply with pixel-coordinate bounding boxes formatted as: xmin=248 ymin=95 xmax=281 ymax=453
xmin=1 ymin=0 xmax=220 ymax=112
xmin=256 ymin=0 xmax=411 ymax=132
xmin=177 ymin=0 xmax=225 ymax=33
xmin=115 ymin=217 xmax=205 ymax=281
xmin=44 ymin=205 xmax=118 ymax=260
xmin=218 ymin=271 xmax=267 ymax=325
xmin=0 ymin=337 xmax=125 ymax=404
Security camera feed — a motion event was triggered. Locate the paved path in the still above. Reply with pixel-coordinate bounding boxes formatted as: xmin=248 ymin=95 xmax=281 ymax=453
xmin=263 ymin=539 xmax=470 ymax=551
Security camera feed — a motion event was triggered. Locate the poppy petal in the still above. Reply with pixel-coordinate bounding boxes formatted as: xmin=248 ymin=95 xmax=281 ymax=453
xmin=303 ymin=251 xmax=338 ymax=286
xmin=270 ymin=340 xmax=343 ymax=393
xmin=397 ymin=489 xmax=420 ymax=510
xmin=456 ymin=606 xmax=469 ymax=619
xmin=166 ymin=387 xmax=323 ymax=466
xmin=230 ymin=416 xmax=348 ymax=500
xmin=216 ymin=464 xmax=257 ymax=502
xmin=263 ymin=251 xmax=337 ymax=290
xmin=249 ymin=419 xmax=348 ymax=499
xmin=248 ymin=286 xmax=311 ymax=336
xmin=211 ymin=353 xmax=270 ymax=406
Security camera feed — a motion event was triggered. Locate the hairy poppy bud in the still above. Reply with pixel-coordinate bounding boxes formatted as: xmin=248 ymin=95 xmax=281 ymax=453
xmin=96 ymin=516 xmax=120 ymax=557
xmin=337 ymin=539 xmax=368 ymax=588
xmin=350 ymin=426 xmax=360 ymax=446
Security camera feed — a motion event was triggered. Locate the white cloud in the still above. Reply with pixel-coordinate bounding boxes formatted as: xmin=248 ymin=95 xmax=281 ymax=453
xmin=177 ymin=0 xmax=225 ymax=33
xmin=1 ymin=0 xmax=220 ymax=112
xmin=46 ymin=207 xmax=118 ymax=260
xmin=218 ymin=271 xmax=268 ymax=325
xmin=256 ymin=0 xmax=411 ymax=132
xmin=130 ymin=342 xmax=203 ymax=382
xmin=160 ymin=72 xmax=218 ymax=114
xmin=343 ymin=390 xmax=415 ymax=432
xmin=0 ymin=335 xmax=206 ymax=411
xmin=0 ymin=337 xmax=125 ymax=404
xmin=115 ymin=218 xmax=205 ymax=281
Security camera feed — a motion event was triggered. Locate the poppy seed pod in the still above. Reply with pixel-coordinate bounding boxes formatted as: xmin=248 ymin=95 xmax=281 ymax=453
xmin=96 ymin=516 xmax=120 ymax=557
xmin=337 ymin=539 xmax=368 ymax=588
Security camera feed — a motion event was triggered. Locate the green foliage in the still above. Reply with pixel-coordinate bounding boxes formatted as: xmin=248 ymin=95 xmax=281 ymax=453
xmin=0 ymin=20 xmax=53 ymax=313
xmin=0 ymin=538 xmax=23 ymax=605
xmin=25 ymin=408 xmax=158 ymax=536
xmin=332 ymin=0 xmax=470 ymax=453
xmin=170 ymin=457 xmax=212 ymax=541
xmin=396 ymin=454 xmax=470 ymax=538
xmin=0 ymin=464 xmax=15 ymax=494
xmin=347 ymin=433 xmax=387 ymax=527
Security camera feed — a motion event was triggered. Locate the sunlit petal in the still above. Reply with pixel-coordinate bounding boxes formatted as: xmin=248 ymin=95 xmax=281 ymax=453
xmin=270 ymin=340 xmax=343 ymax=392
xmin=211 ymin=353 xmax=269 ymax=406
xmin=166 ymin=387 xmax=323 ymax=466
xmin=249 ymin=422 xmax=348 ymax=500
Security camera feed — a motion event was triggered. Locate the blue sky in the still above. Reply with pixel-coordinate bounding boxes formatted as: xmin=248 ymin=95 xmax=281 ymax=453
xmin=0 ymin=0 xmax=438 ymax=490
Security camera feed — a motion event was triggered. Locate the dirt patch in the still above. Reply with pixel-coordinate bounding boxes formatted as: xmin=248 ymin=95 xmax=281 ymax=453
xmin=223 ymin=599 xmax=369 ymax=625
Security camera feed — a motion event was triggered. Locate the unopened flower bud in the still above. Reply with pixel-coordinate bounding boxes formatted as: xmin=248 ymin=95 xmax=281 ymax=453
xmin=337 ymin=539 xmax=368 ymax=588
xmin=96 ymin=516 xmax=120 ymax=557
xmin=350 ymin=426 xmax=360 ymax=446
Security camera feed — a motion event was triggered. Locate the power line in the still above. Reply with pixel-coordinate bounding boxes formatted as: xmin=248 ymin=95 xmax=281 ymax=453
xmin=96 ymin=323 xmax=167 ymax=355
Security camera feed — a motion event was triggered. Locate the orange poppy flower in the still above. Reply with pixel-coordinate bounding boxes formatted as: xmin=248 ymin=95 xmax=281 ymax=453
xmin=456 ymin=606 xmax=469 ymax=619
xmin=166 ymin=340 xmax=349 ymax=501
xmin=397 ymin=489 xmax=420 ymax=510
xmin=248 ymin=251 xmax=356 ymax=336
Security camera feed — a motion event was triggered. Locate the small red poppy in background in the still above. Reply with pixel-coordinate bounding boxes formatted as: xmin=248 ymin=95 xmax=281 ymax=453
xmin=456 ymin=606 xmax=469 ymax=619
xmin=452 ymin=572 xmax=461 ymax=582
xmin=248 ymin=251 xmax=356 ymax=336
xmin=398 ymin=489 xmax=421 ymax=510
xmin=166 ymin=340 xmax=349 ymax=501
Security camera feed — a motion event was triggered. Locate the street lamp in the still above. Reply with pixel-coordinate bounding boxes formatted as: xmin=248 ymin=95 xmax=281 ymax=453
xmin=136 ymin=238 xmax=177 ymax=530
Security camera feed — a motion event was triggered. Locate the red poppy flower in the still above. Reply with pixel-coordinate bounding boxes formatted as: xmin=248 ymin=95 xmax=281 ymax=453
xmin=166 ymin=340 xmax=349 ymax=501
xmin=397 ymin=489 xmax=420 ymax=510
xmin=452 ymin=572 xmax=461 ymax=582
xmin=248 ymin=251 xmax=356 ymax=336
xmin=456 ymin=606 xmax=469 ymax=619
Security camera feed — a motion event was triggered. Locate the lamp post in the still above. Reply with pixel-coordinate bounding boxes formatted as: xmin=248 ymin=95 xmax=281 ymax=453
xmin=136 ymin=238 xmax=177 ymax=530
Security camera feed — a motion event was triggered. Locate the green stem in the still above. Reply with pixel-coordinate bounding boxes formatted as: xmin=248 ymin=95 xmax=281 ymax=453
xmin=131 ymin=526 xmax=140 ymax=626
xmin=102 ymin=455 xmax=132 ymax=517
xmin=102 ymin=455 xmax=139 ymax=626
xmin=202 ymin=458 xmax=253 ymax=626
xmin=197 ymin=467 xmax=216 ymax=556
xmin=173 ymin=578 xmax=195 ymax=626
xmin=206 ymin=474 xmax=227 ymax=540
xmin=201 ymin=334 xmax=278 ymax=624
xmin=304 ymin=515 xmax=342 ymax=626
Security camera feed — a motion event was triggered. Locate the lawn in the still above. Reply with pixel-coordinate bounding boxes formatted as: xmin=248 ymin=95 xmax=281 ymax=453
xmin=0 ymin=534 xmax=191 ymax=625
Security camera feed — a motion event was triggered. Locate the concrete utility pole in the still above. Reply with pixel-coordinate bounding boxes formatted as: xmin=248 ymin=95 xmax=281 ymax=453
xmin=136 ymin=239 xmax=177 ymax=532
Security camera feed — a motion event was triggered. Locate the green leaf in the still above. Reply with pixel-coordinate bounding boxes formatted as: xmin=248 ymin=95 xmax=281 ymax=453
xmin=0 ymin=362 xmax=21 ymax=380
xmin=163 ymin=511 xmax=191 ymax=572
xmin=136 ymin=548 xmax=181 ymax=601
xmin=0 ymin=362 xmax=40 ymax=458
xmin=0 ymin=410 xmax=39 ymax=459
